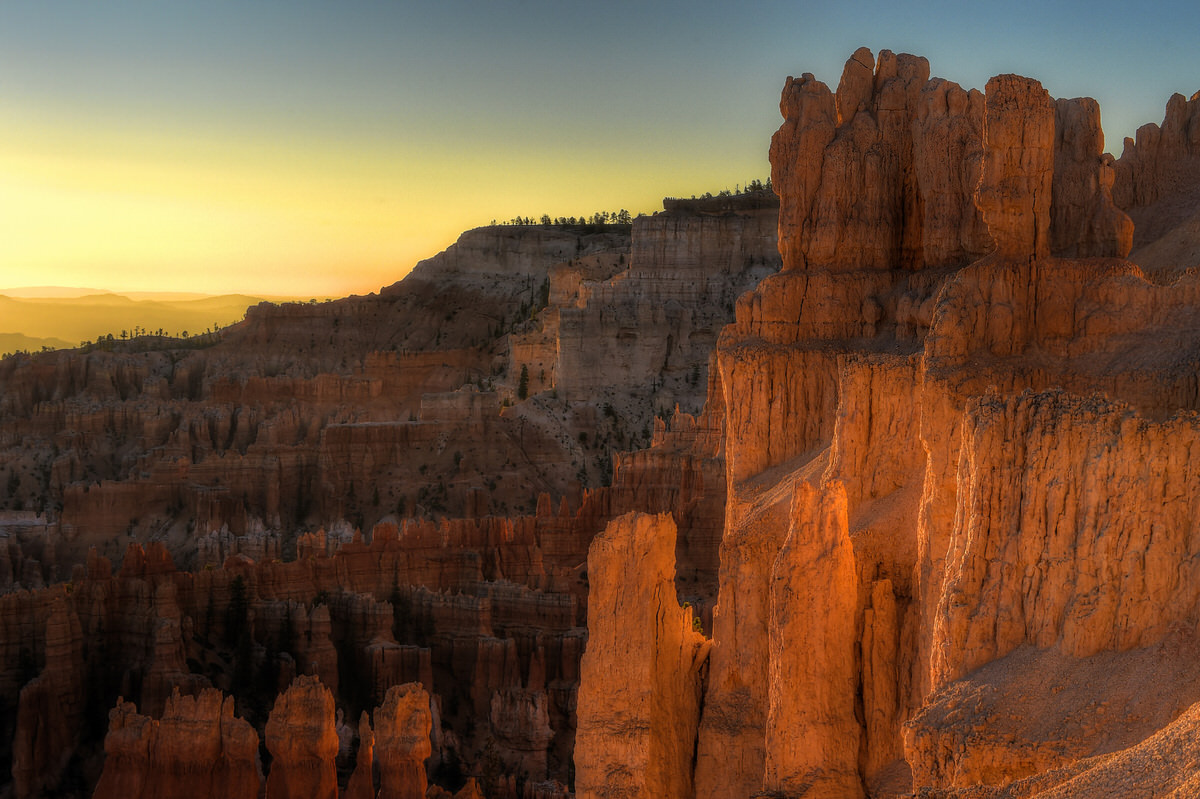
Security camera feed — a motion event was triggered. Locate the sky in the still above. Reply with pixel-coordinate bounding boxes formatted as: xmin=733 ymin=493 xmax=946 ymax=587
xmin=1 ymin=0 xmax=1196 ymax=297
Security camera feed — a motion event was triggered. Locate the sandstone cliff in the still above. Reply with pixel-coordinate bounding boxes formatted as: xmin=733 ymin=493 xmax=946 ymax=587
xmin=682 ymin=47 xmax=1200 ymax=799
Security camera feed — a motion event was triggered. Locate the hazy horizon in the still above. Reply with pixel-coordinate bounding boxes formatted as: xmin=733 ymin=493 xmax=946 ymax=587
xmin=3 ymin=0 xmax=1197 ymax=297
xmin=0 ymin=285 xmax=328 ymax=301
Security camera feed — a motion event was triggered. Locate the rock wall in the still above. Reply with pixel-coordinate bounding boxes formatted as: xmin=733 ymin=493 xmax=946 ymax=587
xmin=684 ymin=47 xmax=1200 ymax=799
xmin=556 ymin=193 xmax=779 ymax=406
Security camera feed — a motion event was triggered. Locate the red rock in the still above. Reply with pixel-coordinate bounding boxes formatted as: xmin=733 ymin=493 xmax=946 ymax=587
xmin=574 ymin=513 xmax=709 ymax=799
xmin=264 ymin=675 xmax=338 ymax=799
xmin=764 ymin=482 xmax=862 ymax=799
xmin=10 ymin=596 xmax=84 ymax=799
xmin=92 ymin=688 xmax=262 ymax=799
xmin=1051 ymin=97 xmax=1134 ymax=258
xmin=975 ymin=74 xmax=1056 ymax=260
xmin=374 ymin=682 xmax=433 ymax=799
xmin=344 ymin=711 xmax=376 ymax=799
xmin=488 ymin=688 xmax=554 ymax=782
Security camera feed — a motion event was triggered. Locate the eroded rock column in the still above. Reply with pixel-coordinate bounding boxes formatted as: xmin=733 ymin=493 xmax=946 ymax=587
xmin=344 ymin=711 xmax=376 ymax=799
xmin=264 ymin=675 xmax=339 ymax=799
xmin=763 ymin=481 xmax=862 ymax=799
xmin=975 ymin=74 xmax=1055 ymax=260
xmin=374 ymin=682 xmax=433 ymax=799
xmin=574 ymin=512 xmax=710 ymax=799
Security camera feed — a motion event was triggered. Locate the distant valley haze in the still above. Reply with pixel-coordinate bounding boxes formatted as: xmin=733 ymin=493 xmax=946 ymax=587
xmin=0 ymin=286 xmax=320 ymax=356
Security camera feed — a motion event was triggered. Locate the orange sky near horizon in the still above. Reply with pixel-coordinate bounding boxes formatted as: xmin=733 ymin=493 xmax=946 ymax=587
xmin=0 ymin=102 xmax=745 ymax=298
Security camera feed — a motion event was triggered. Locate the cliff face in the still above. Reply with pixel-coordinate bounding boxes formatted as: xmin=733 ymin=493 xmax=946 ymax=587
xmin=565 ymin=47 xmax=1200 ymax=799
xmin=555 ymin=195 xmax=779 ymax=406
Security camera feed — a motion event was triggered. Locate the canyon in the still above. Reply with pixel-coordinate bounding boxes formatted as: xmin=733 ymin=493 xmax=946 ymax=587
xmin=2 ymin=45 xmax=1200 ymax=799
xmin=0 ymin=190 xmax=771 ymax=796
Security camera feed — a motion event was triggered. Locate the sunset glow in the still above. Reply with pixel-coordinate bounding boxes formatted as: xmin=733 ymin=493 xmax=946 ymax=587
xmin=2 ymin=0 xmax=1196 ymax=296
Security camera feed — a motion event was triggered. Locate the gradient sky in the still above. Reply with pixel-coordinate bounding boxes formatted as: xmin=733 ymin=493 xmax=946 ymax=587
xmin=1 ymin=1 xmax=1196 ymax=297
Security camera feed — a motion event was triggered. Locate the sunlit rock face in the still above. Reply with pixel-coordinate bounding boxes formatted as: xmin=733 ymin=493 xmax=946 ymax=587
xmin=374 ymin=682 xmax=433 ymax=799
xmin=264 ymin=675 xmax=340 ymax=799
xmin=682 ymin=46 xmax=1200 ymax=799
xmin=92 ymin=688 xmax=262 ymax=799
xmin=89 ymin=678 xmax=444 ymax=799
xmin=770 ymin=47 xmax=991 ymax=274
xmin=975 ymin=74 xmax=1056 ymax=259
xmin=573 ymin=512 xmax=709 ymax=799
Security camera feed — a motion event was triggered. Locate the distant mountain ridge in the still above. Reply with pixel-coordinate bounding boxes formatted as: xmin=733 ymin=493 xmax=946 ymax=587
xmin=0 ymin=288 xmax=320 ymax=355
xmin=0 ymin=332 xmax=75 ymax=355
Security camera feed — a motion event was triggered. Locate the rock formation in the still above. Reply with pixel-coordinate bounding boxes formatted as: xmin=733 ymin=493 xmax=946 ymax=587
xmin=373 ymin=682 xmax=433 ymax=799
xmin=10 ymin=595 xmax=84 ymax=799
xmin=574 ymin=512 xmax=709 ymax=799
xmin=554 ymin=192 xmax=779 ymax=407
xmin=1052 ymin=97 xmax=1134 ymax=258
xmin=89 ymin=677 xmax=451 ymax=799
xmin=344 ymin=711 xmax=375 ymax=799
xmin=688 ymin=47 xmax=1199 ymax=799
xmin=0 ymin=186 xmax=762 ymax=795
xmin=1111 ymin=90 xmax=1200 ymax=275
xmin=264 ymin=675 xmax=339 ymax=799
xmin=5 ymin=39 xmax=1200 ymax=799
xmin=92 ymin=688 xmax=262 ymax=799
xmin=975 ymin=74 xmax=1056 ymax=259
xmin=763 ymin=482 xmax=861 ymax=799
